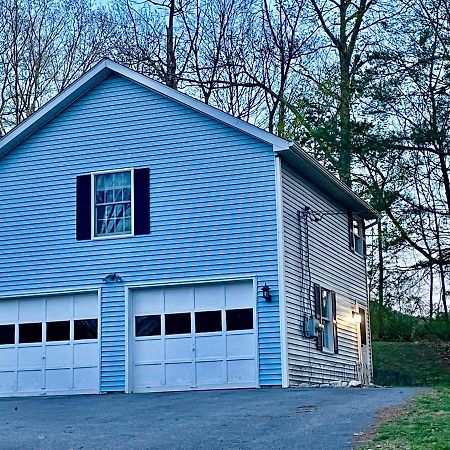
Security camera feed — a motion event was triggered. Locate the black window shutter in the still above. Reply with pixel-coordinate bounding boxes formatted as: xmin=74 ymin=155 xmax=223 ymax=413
xmin=313 ymin=284 xmax=323 ymax=351
xmin=134 ymin=168 xmax=150 ymax=235
xmin=332 ymin=291 xmax=338 ymax=354
xmin=313 ymin=283 xmax=321 ymax=319
xmin=76 ymin=175 xmax=91 ymax=240
xmin=362 ymin=221 xmax=367 ymax=257
xmin=347 ymin=212 xmax=355 ymax=251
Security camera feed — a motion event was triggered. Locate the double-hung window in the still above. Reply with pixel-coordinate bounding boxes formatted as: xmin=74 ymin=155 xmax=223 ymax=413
xmin=94 ymin=171 xmax=132 ymax=237
xmin=314 ymin=283 xmax=338 ymax=353
xmin=348 ymin=213 xmax=366 ymax=256
xmin=76 ymin=167 xmax=150 ymax=240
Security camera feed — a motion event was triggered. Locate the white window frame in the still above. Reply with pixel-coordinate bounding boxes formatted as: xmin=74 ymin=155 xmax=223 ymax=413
xmin=320 ymin=288 xmax=334 ymax=352
xmin=351 ymin=215 xmax=365 ymax=256
xmin=91 ymin=168 xmax=135 ymax=240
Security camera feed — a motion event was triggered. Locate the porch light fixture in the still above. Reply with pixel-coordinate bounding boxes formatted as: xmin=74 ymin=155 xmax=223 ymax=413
xmin=262 ymin=283 xmax=272 ymax=302
xmin=352 ymin=311 xmax=362 ymax=324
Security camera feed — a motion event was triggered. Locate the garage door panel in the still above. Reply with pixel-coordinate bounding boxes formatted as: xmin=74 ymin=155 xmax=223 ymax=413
xmin=18 ymin=346 xmax=43 ymax=368
xmin=225 ymin=282 xmax=254 ymax=309
xmin=227 ymin=359 xmax=256 ymax=383
xmin=194 ymin=285 xmax=225 ymax=310
xmin=46 ymin=296 xmax=73 ymax=321
xmin=19 ymin=299 xmax=45 ymax=322
xmin=196 ymin=361 xmax=224 ymax=385
xmin=165 ymin=337 xmax=193 ymax=360
xmin=45 ymin=345 xmax=72 ymax=368
xmin=134 ymin=289 xmax=164 ymax=315
xmin=0 ymin=348 xmax=16 ymax=369
xmin=164 ymin=286 xmax=194 ymax=312
xmin=74 ymin=342 xmax=98 ymax=366
xmin=134 ymin=340 xmax=163 ymax=363
xmin=227 ymin=334 xmax=255 ymax=358
xmin=195 ymin=335 xmax=224 ymax=359
xmin=165 ymin=362 xmax=194 ymax=386
xmin=0 ymin=300 xmax=18 ymax=322
xmin=74 ymin=293 xmax=98 ymax=318
xmin=134 ymin=364 xmax=163 ymax=388
xmin=45 ymin=369 xmax=71 ymax=391
xmin=74 ymin=367 xmax=99 ymax=390
xmin=0 ymin=372 xmax=16 ymax=393
xmin=18 ymin=370 xmax=43 ymax=392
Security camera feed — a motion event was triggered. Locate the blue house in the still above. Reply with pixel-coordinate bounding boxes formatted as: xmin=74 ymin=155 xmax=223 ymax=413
xmin=0 ymin=60 xmax=377 ymax=397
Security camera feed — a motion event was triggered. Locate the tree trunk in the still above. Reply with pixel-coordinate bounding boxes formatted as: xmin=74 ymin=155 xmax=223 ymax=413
xmin=439 ymin=264 xmax=449 ymax=321
xmin=377 ymin=218 xmax=384 ymax=338
xmin=429 ymin=264 xmax=434 ymax=319
xmin=166 ymin=0 xmax=177 ymax=89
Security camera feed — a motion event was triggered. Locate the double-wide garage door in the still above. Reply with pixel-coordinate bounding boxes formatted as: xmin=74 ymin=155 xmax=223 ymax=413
xmin=130 ymin=280 xmax=258 ymax=392
xmin=0 ymin=292 xmax=99 ymax=396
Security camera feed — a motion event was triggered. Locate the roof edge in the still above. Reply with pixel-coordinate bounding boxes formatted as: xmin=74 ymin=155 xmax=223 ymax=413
xmin=278 ymin=143 xmax=378 ymax=219
xmin=0 ymin=59 xmax=289 ymax=159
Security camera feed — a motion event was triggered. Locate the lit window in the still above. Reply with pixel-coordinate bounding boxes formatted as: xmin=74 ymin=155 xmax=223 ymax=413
xmin=321 ymin=289 xmax=333 ymax=351
xmin=94 ymin=171 xmax=132 ymax=236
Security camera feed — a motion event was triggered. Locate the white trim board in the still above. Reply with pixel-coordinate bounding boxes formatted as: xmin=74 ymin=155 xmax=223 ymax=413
xmin=274 ymin=156 xmax=289 ymax=388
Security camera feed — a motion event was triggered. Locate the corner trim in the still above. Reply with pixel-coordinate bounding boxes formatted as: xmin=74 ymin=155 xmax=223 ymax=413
xmin=275 ymin=156 xmax=289 ymax=388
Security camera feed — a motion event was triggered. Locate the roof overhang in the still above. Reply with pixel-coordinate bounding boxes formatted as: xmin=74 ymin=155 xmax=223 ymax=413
xmin=278 ymin=143 xmax=378 ymax=220
xmin=0 ymin=59 xmax=288 ymax=159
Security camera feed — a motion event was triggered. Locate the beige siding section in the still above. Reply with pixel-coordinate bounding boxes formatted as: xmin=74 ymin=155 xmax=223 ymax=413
xmin=281 ymin=160 xmax=372 ymax=385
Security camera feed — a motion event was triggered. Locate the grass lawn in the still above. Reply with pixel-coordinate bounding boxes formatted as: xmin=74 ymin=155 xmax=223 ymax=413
xmin=359 ymin=389 xmax=450 ymax=450
xmin=359 ymin=341 xmax=450 ymax=449
xmin=372 ymin=341 xmax=450 ymax=386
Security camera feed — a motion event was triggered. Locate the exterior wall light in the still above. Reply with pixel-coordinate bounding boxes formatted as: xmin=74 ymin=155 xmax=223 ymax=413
xmin=352 ymin=311 xmax=362 ymax=324
xmin=262 ymin=283 xmax=272 ymax=302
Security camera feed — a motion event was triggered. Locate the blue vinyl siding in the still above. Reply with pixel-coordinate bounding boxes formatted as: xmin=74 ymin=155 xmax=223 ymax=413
xmin=101 ymin=283 xmax=126 ymax=392
xmin=0 ymin=74 xmax=281 ymax=388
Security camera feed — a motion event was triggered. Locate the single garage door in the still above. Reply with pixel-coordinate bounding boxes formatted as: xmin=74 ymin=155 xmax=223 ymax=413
xmin=0 ymin=292 xmax=99 ymax=397
xmin=130 ymin=280 xmax=258 ymax=392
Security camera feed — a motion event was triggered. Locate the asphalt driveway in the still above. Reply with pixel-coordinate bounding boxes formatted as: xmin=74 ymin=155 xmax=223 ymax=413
xmin=0 ymin=387 xmax=421 ymax=450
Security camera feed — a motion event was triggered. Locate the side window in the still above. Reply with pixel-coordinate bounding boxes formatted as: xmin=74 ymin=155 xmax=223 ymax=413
xmin=314 ymin=284 xmax=338 ymax=353
xmin=348 ymin=213 xmax=366 ymax=256
xmin=76 ymin=168 xmax=150 ymax=240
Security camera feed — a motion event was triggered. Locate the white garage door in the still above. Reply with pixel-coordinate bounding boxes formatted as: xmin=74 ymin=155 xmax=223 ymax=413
xmin=0 ymin=292 xmax=99 ymax=397
xmin=130 ymin=280 xmax=258 ymax=392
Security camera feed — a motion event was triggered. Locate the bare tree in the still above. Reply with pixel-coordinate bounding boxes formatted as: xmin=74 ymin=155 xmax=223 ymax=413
xmin=0 ymin=0 xmax=113 ymax=135
xmin=111 ymin=0 xmax=197 ymax=89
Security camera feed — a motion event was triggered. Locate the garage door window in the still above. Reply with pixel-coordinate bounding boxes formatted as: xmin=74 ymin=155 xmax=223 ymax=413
xmin=226 ymin=309 xmax=253 ymax=331
xmin=0 ymin=324 xmax=15 ymax=345
xmin=165 ymin=313 xmax=191 ymax=335
xmin=135 ymin=315 xmax=161 ymax=337
xmin=195 ymin=311 xmax=222 ymax=333
xmin=46 ymin=321 xmax=70 ymax=342
xmin=74 ymin=319 xmax=98 ymax=340
xmin=19 ymin=323 xmax=42 ymax=343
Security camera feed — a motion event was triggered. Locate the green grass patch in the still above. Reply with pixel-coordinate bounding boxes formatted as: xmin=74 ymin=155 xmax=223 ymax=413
xmin=372 ymin=341 xmax=450 ymax=387
xmin=359 ymin=389 xmax=450 ymax=450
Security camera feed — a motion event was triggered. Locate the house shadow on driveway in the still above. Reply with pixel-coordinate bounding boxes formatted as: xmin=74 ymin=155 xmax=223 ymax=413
xmin=0 ymin=387 xmax=422 ymax=450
